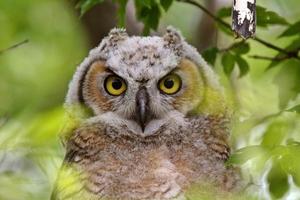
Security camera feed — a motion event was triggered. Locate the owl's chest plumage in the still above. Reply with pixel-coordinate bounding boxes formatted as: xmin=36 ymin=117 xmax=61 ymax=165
xmin=60 ymin=116 xmax=240 ymax=200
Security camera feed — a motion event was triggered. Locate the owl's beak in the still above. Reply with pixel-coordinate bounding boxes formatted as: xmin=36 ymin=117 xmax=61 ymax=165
xmin=135 ymin=87 xmax=151 ymax=132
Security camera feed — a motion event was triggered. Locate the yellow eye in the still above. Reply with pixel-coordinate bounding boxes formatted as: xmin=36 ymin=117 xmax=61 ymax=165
xmin=158 ymin=74 xmax=182 ymax=95
xmin=104 ymin=75 xmax=127 ymax=96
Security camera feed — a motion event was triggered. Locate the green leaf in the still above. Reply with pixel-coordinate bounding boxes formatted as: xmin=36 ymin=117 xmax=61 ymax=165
xmin=267 ymin=60 xmax=281 ymax=70
xmin=279 ymin=21 xmax=300 ymax=38
xmin=77 ymin=0 xmax=105 ymax=16
xmin=286 ymin=139 xmax=300 ymax=146
xmin=268 ymin=39 xmax=300 ymax=106
xmin=227 ymin=146 xmax=266 ymax=165
xmin=217 ymin=7 xmax=231 ymax=18
xmin=277 ymin=145 xmax=300 ymax=187
xmin=202 ymin=47 xmax=218 ymax=66
xmin=257 ymin=6 xmax=289 ymax=27
xmin=137 ymin=0 xmax=152 ymax=7
xmin=160 ymin=0 xmax=173 ymax=11
xmin=292 ymin=172 xmax=300 ymax=187
xmin=267 ymin=163 xmax=289 ymax=199
xmin=267 ymin=38 xmax=300 ymax=70
xmin=135 ymin=0 xmax=161 ymax=34
xmin=235 ymin=56 xmax=249 ymax=77
xmin=147 ymin=4 xmax=160 ymax=29
xmin=285 ymin=38 xmax=300 ymax=52
xmin=232 ymin=43 xmax=250 ymax=55
xmin=115 ymin=0 xmax=128 ymax=27
xmin=286 ymin=104 xmax=300 ymax=113
xmin=261 ymin=121 xmax=288 ymax=148
xmin=221 ymin=52 xmax=235 ymax=76
xmin=215 ymin=7 xmax=232 ymax=35
xmin=217 ymin=23 xmax=233 ymax=36
xmin=273 ymin=59 xmax=300 ymax=108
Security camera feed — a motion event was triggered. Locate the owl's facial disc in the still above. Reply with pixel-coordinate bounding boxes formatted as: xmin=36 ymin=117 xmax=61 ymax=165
xmin=81 ymin=57 xmax=205 ymax=136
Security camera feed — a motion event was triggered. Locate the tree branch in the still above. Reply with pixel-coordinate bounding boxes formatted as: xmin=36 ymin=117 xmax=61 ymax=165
xmin=248 ymin=55 xmax=282 ymax=61
xmin=0 ymin=39 xmax=29 ymax=55
xmin=249 ymin=53 xmax=300 ymax=62
xmin=176 ymin=0 xmax=300 ymax=60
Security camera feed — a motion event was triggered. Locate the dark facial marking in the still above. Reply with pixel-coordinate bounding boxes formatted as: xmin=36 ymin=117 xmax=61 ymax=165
xmin=78 ymin=63 xmax=93 ymax=103
xmin=136 ymin=78 xmax=149 ymax=83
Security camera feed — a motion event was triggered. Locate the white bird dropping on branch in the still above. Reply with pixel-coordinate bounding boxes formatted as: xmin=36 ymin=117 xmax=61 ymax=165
xmin=232 ymin=0 xmax=256 ymax=39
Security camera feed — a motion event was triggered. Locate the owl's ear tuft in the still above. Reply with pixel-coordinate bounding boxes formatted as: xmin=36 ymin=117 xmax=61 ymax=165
xmin=163 ymin=26 xmax=184 ymax=52
xmin=108 ymin=28 xmax=128 ymax=44
xmin=98 ymin=28 xmax=128 ymax=52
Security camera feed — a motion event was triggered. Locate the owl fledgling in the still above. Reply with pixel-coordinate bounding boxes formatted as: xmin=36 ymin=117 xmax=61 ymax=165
xmin=52 ymin=27 xmax=241 ymax=200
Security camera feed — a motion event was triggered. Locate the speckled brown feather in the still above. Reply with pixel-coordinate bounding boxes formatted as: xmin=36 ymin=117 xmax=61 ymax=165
xmin=53 ymin=115 xmax=240 ymax=200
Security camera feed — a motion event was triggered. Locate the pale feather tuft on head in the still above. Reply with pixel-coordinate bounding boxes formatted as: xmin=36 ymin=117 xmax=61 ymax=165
xmin=163 ymin=26 xmax=184 ymax=54
xmin=96 ymin=28 xmax=129 ymax=53
xmin=107 ymin=28 xmax=128 ymax=44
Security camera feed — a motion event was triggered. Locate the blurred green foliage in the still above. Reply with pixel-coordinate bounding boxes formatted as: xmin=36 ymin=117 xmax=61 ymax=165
xmin=0 ymin=0 xmax=88 ymax=199
xmin=0 ymin=0 xmax=87 ymax=114
xmin=1 ymin=0 xmax=300 ymax=199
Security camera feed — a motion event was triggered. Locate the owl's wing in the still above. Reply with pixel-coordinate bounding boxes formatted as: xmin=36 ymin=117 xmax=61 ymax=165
xmin=201 ymin=115 xmax=231 ymax=161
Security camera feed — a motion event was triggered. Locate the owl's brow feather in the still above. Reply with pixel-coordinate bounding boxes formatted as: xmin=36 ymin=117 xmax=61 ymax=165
xmin=158 ymin=67 xmax=181 ymax=80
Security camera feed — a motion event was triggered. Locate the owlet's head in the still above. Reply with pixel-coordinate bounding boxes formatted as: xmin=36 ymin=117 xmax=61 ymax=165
xmin=65 ymin=27 xmax=227 ymax=138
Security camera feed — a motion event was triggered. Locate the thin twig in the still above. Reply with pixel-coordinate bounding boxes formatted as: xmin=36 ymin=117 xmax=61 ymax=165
xmin=0 ymin=39 xmax=29 ymax=55
xmin=252 ymin=37 xmax=288 ymax=55
xmin=248 ymin=55 xmax=283 ymax=61
xmin=176 ymin=0 xmax=300 ymax=60
xmin=249 ymin=53 xmax=300 ymax=62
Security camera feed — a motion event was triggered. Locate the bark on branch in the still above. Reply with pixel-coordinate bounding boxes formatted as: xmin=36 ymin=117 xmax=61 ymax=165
xmin=232 ymin=0 xmax=256 ymax=39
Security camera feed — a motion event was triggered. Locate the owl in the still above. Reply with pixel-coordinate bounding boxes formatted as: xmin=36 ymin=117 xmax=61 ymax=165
xmin=51 ymin=27 xmax=241 ymax=200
